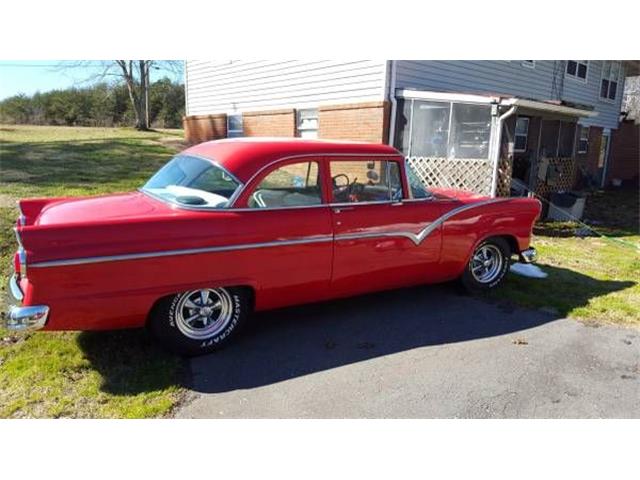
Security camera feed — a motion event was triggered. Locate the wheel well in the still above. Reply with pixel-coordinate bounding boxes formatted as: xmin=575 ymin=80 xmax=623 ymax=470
xmin=495 ymin=235 xmax=519 ymax=257
xmin=145 ymin=284 xmax=256 ymax=325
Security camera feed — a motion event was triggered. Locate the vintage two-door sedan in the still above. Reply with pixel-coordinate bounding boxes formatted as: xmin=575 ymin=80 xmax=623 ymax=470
xmin=3 ymin=138 xmax=540 ymax=355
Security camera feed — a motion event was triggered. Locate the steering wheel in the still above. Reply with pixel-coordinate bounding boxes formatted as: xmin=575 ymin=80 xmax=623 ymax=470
xmin=332 ymin=174 xmax=350 ymax=188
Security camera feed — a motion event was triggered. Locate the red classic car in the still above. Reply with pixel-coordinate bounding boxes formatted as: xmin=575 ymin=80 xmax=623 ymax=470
xmin=3 ymin=138 xmax=540 ymax=355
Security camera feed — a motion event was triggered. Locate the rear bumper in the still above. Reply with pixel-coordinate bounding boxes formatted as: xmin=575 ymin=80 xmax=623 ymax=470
xmin=1 ymin=275 xmax=49 ymax=331
xmin=519 ymin=247 xmax=537 ymax=264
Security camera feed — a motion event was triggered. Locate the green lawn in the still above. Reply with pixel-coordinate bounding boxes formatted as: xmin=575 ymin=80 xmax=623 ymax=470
xmin=490 ymin=189 xmax=639 ymax=326
xmin=1 ymin=125 xmax=186 ymax=418
xmin=0 ymin=124 xmax=638 ymax=418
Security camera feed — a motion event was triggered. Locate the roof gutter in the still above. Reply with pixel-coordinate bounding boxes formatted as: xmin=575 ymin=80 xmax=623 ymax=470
xmin=387 ymin=60 xmax=398 ymax=147
xmin=500 ymin=98 xmax=598 ymax=118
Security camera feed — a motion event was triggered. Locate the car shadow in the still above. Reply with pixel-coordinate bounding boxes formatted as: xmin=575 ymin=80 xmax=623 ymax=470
xmin=76 ymin=265 xmax=635 ymax=396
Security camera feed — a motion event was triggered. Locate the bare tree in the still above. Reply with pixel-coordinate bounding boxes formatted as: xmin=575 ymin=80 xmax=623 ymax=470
xmin=622 ymin=76 xmax=640 ymax=124
xmin=60 ymin=60 xmax=182 ymax=130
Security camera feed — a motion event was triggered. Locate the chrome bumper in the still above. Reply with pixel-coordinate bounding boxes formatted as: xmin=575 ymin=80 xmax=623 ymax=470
xmin=519 ymin=247 xmax=537 ymax=264
xmin=1 ymin=275 xmax=49 ymax=331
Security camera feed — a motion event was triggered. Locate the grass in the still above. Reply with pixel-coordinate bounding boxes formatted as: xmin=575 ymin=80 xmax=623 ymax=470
xmin=1 ymin=124 xmax=186 ymax=418
xmin=489 ymin=189 xmax=640 ymax=325
xmin=0 ymin=124 xmax=638 ymax=417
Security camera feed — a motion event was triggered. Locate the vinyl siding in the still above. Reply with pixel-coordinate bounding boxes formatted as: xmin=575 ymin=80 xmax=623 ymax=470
xmin=395 ymin=61 xmax=625 ymax=130
xmin=185 ymin=60 xmax=388 ymax=116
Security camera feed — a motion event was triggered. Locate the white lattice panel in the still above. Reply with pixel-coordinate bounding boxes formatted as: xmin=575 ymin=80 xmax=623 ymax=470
xmin=406 ymin=157 xmax=495 ymax=196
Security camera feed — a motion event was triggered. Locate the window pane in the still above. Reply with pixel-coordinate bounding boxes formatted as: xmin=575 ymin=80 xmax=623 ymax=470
xmin=330 ymin=160 xmax=396 ymax=203
xmin=515 ymin=117 xmax=529 ymax=135
xmin=578 ymin=139 xmax=589 ymax=153
xmin=248 ymin=162 xmax=321 ymax=208
xmin=144 ymin=155 xmax=240 ymax=208
xmin=296 ymin=109 xmax=319 ymax=139
xmin=449 ymin=104 xmax=492 ymax=159
xmin=409 ymin=101 xmax=450 ymax=157
xmin=601 ymin=79 xmax=609 ymax=98
xmin=567 ymin=61 xmax=577 ymax=76
xmin=514 ymin=135 xmax=527 ymax=151
xmin=609 ymin=81 xmax=617 ymax=100
xmin=228 ymin=114 xmax=242 ymax=131
xmin=388 ymin=161 xmax=403 ymax=201
xmin=578 ymin=63 xmax=587 ymax=79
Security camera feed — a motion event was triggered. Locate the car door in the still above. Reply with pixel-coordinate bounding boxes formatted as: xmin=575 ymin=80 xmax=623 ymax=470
xmin=328 ymin=157 xmax=446 ymax=296
xmin=233 ymin=158 xmax=334 ymax=309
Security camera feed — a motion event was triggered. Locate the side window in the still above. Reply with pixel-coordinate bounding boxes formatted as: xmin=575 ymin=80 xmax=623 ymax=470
xmin=330 ymin=160 xmax=402 ymax=203
xmin=248 ymin=161 xmax=321 ymax=208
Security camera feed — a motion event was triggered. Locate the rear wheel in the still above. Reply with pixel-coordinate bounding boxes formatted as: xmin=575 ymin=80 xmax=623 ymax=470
xmin=460 ymin=237 xmax=511 ymax=293
xmin=148 ymin=286 xmax=250 ymax=356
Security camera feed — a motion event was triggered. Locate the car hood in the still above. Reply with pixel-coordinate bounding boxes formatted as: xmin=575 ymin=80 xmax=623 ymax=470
xmin=35 ymin=191 xmax=177 ymax=226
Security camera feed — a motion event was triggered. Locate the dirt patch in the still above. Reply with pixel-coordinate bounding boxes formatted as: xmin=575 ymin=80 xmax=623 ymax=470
xmin=0 ymin=193 xmax=18 ymax=208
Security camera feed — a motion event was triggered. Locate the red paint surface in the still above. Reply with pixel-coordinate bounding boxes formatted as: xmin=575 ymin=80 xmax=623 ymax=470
xmin=13 ymin=139 xmax=541 ymax=331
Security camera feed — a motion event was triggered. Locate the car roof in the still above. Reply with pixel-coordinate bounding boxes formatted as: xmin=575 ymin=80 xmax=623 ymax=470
xmin=182 ymin=138 xmax=401 ymax=183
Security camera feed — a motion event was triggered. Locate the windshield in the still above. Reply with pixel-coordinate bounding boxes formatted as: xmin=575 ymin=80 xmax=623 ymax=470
xmin=143 ymin=155 xmax=241 ymax=208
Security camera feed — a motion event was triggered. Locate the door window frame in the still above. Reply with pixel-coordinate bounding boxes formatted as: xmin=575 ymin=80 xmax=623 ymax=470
xmin=234 ymin=157 xmax=328 ymax=210
xmin=326 ymin=158 xmax=406 ymax=207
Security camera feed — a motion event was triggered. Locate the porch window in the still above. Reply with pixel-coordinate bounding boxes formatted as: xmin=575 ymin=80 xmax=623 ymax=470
xmin=566 ymin=60 xmax=588 ymax=81
xmin=577 ymin=126 xmax=589 ymax=154
xmin=296 ymin=108 xmax=319 ymax=138
xmin=600 ymin=61 xmax=621 ymax=101
xmin=514 ymin=117 xmax=529 ymax=152
xmin=227 ymin=114 xmax=243 ymax=137
xmin=398 ymin=99 xmax=491 ymax=159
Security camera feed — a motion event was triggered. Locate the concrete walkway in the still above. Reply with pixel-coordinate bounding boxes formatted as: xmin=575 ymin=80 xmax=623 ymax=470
xmin=176 ymin=284 xmax=639 ymax=418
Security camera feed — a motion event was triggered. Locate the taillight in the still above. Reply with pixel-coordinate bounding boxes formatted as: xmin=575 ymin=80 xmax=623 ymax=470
xmin=13 ymin=227 xmax=27 ymax=279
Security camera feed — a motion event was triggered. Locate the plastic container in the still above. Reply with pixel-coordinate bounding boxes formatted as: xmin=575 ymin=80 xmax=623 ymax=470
xmin=547 ymin=191 xmax=587 ymax=221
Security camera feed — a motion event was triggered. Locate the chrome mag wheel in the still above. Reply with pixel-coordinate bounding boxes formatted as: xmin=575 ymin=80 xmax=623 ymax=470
xmin=175 ymin=288 xmax=234 ymax=340
xmin=470 ymin=244 xmax=504 ymax=284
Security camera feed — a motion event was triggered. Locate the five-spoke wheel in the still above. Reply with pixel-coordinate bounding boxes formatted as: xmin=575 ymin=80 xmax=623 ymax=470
xmin=461 ymin=237 xmax=511 ymax=292
xmin=148 ymin=286 xmax=250 ymax=356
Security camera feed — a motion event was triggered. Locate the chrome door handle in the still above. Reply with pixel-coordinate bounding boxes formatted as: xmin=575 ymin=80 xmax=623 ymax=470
xmin=333 ymin=206 xmax=355 ymax=213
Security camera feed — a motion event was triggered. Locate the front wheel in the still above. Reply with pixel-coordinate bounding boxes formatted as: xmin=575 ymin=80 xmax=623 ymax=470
xmin=148 ymin=286 xmax=250 ymax=356
xmin=460 ymin=237 xmax=511 ymax=293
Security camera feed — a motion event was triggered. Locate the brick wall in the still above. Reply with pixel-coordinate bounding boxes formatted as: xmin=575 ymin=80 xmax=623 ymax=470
xmin=243 ymin=109 xmax=295 ymax=137
xmin=183 ymin=101 xmax=391 ymax=145
xmin=184 ymin=114 xmax=227 ymax=144
xmin=607 ymin=121 xmax=640 ymax=187
xmin=318 ymin=101 xmax=390 ymax=143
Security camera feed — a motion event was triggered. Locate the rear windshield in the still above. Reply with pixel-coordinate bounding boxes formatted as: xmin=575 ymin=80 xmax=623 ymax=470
xmin=143 ymin=155 xmax=241 ymax=208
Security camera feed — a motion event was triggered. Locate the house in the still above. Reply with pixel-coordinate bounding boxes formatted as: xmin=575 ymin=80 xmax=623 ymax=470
xmin=183 ymin=60 xmax=640 ymax=197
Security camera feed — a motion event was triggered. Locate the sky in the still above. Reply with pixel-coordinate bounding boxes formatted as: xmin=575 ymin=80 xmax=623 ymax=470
xmin=0 ymin=60 xmax=184 ymax=100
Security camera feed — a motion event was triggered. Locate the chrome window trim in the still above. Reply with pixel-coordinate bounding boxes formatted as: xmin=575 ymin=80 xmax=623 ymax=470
xmin=230 ymin=152 xmax=402 ymax=208
xmin=140 ymin=154 xmax=245 ymax=211
xmin=28 ymin=198 xmax=511 ymax=269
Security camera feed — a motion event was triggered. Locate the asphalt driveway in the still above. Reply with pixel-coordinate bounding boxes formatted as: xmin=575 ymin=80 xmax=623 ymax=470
xmin=176 ymin=284 xmax=639 ymax=418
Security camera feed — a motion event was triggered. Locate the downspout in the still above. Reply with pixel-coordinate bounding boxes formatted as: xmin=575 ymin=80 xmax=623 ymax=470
xmin=490 ymin=104 xmax=518 ymax=197
xmin=387 ymin=60 xmax=398 ymax=147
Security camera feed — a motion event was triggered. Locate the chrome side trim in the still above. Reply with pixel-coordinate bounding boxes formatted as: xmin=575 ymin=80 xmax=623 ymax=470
xmin=30 ymin=235 xmax=334 ymax=268
xmin=335 ymin=198 xmax=511 ymax=246
xmin=29 ymin=198 xmax=512 ymax=268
